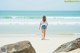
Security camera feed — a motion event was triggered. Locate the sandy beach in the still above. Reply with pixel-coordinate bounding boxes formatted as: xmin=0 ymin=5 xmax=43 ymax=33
xmin=0 ymin=34 xmax=80 ymax=53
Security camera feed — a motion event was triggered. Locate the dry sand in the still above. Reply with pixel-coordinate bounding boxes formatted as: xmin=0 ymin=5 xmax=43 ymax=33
xmin=0 ymin=34 xmax=80 ymax=53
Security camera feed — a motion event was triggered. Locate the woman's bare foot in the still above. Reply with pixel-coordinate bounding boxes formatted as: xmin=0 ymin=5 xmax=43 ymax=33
xmin=41 ymin=38 xmax=45 ymax=40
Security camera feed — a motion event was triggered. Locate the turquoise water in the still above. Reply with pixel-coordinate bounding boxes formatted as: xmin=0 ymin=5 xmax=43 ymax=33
xmin=0 ymin=11 xmax=80 ymax=16
xmin=0 ymin=11 xmax=80 ymax=34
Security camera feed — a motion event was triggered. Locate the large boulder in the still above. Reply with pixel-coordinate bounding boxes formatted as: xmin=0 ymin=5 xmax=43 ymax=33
xmin=0 ymin=41 xmax=36 ymax=53
xmin=53 ymin=38 xmax=80 ymax=53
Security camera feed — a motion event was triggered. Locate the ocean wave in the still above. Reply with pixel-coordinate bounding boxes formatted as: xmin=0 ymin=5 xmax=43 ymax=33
xmin=0 ymin=16 xmax=80 ymax=25
xmin=0 ymin=20 xmax=80 ymax=25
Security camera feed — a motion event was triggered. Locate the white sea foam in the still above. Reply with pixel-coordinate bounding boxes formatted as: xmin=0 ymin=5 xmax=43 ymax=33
xmin=0 ymin=16 xmax=80 ymax=25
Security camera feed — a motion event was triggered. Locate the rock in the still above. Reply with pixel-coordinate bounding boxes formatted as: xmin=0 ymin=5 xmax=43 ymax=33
xmin=59 ymin=52 xmax=66 ymax=53
xmin=68 ymin=48 xmax=80 ymax=53
xmin=53 ymin=38 xmax=80 ymax=53
xmin=0 ymin=41 xmax=36 ymax=53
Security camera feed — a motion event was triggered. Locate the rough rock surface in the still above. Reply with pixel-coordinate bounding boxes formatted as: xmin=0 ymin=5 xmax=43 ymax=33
xmin=53 ymin=38 xmax=80 ymax=53
xmin=0 ymin=41 xmax=36 ymax=53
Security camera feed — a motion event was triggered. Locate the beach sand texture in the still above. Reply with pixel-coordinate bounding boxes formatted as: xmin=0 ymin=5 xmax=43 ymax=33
xmin=0 ymin=34 xmax=80 ymax=53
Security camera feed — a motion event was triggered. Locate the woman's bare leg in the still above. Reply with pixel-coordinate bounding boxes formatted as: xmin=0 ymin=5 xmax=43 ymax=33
xmin=44 ymin=29 xmax=46 ymax=39
xmin=42 ymin=29 xmax=44 ymax=40
xmin=42 ymin=29 xmax=46 ymax=40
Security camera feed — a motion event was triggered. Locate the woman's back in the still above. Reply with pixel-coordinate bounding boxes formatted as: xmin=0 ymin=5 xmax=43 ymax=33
xmin=41 ymin=21 xmax=47 ymax=26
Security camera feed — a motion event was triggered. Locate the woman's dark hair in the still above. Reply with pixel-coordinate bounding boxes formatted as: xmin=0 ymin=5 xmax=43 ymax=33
xmin=42 ymin=16 xmax=46 ymax=22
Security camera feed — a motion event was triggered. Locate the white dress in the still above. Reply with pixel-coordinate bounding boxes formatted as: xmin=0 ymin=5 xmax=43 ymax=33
xmin=41 ymin=21 xmax=47 ymax=29
xmin=41 ymin=21 xmax=47 ymax=26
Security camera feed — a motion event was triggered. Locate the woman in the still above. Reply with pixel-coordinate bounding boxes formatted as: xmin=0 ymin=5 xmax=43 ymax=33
xmin=39 ymin=16 xmax=48 ymax=40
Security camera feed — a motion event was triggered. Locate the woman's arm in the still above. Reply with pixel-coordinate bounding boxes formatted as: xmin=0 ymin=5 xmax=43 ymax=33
xmin=39 ymin=21 xmax=42 ymax=30
xmin=46 ymin=21 xmax=48 ymax=26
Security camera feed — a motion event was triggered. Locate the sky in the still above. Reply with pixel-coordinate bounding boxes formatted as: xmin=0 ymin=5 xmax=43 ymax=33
xmin=0 ymin=0 xmax=80 ymax=11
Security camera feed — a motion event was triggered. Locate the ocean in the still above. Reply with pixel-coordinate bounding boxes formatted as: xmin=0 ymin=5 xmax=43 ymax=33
xmin=0 ymin=11 xmax=80 ymax=16
xmin=0 ymin=11 xmax=80 ymax=35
